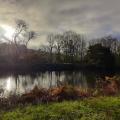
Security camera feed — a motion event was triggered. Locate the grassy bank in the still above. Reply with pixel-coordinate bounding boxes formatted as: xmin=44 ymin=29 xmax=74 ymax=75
xmin=1 ymin=96 xmax=120 ymax=120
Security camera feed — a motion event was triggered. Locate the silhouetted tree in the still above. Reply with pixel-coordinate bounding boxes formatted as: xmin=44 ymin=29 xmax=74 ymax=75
xmin=22 ymin=31 xmax=36 ymax=47
xmin=76 ymin=34 xmax=86 ymax=62
xmin=61 ymin=31 xmax=86 ymax=63
xmin=61 ymin=31 xmax=75 ymax=62
xmin=85 ymin=44 xmax=115 ymax=68
xmin=46 ymin=33 xmax=55 ymax=62
xmin=100 ymin=36 xmax=119 ymax=54
xmin=40 ymin=31 xmax=86 ymax=63
xmin=11 ymin=19 xmax=36 ymax=57
xmin=54 ymin=34 xmax=63 ymax=62
xmin=89 ymin=36 xmax=120 ymax=54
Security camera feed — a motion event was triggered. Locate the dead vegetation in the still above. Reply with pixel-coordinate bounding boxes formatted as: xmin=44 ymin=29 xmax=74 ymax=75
xmin=96 ymin=76 xmax=120 ymax=96
xmin=0 ymin=85 xmax=92 ymax=110
xmin=0 ymin=76 xmax=120 ymax=110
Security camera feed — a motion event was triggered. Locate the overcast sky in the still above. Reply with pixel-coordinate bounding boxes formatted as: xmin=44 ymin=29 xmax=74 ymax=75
xmin=0 ymin=0 xmax=120 ymax=48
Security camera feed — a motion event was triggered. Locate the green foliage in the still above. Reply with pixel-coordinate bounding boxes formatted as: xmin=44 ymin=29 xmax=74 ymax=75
xmin=85 ymin=44 xmax=115 ymax=68
xmin=1 ymin=97 xmax=120 ymax=120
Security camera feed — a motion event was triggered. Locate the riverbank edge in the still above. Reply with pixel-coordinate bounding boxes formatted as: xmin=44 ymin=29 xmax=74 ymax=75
xmin=0 ymin=63 xmax=118 ymax=72
xmin=1 ymin=96 xmax=120 ymax=120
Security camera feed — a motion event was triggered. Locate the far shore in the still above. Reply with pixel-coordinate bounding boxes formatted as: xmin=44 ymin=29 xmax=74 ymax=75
xmin=0 ymin=63 xmax=118 ymax=72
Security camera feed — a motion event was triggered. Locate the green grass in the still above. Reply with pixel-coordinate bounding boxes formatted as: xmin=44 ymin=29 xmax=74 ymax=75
xmin=1 ymin=96 xmax=120 ymax=120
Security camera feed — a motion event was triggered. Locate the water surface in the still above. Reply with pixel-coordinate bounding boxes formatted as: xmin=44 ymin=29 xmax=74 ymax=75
xmin=0 ymin=71 xmax=114 ymax=97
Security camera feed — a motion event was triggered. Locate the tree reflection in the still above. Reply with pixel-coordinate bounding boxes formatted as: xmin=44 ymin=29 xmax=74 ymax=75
xmin=0 ymin=71 xmax=106 ymax=97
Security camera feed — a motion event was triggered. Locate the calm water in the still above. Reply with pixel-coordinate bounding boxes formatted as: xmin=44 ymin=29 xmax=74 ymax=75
xmin=0 ymin=71 xmax=114 ymax=97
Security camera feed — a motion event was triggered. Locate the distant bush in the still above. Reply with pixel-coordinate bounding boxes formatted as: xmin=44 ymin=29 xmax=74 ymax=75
xmin=85 ymin=44 xmax=115 ymax=68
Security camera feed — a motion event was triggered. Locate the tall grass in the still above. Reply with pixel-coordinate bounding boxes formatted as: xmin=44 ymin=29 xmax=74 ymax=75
xmin=1 ymin=97 xmax=120 ymax=120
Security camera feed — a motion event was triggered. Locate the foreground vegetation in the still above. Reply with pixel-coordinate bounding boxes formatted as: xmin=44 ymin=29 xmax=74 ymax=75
xmin=0 ymin=75 xmax=119 ymax=110
xmin=0 ymin=76 xmax=119 ymax=119
xmin=1 ymin=97 xmax=120 ymax=120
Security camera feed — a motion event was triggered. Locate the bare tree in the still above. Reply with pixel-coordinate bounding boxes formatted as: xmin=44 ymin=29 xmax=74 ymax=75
xmin=61 ymin=31 xmax=86 ymax=63
xmin=46 ymin=33 xmax=55 ymax=62
xmin=76 ymin=35 xmax=86 ymax=62
xmin=89 ymin=36 xmax=119 ymax=54
xmin=54 ymin=34 xmax=63 ymax=62
xmin=40 ymin=31 xmax=86 ymax=63
xmin=61 ymin=31 xmax=76 ymax=62
xmin=22 ymin=31 xmax=36 ymax=47
xmin=9 ymin=19 xmax=36 ymax=57
xmin=12 ymin=20 xmax=27 ymax=46
xmin=13 ymin=20 xmax=36 ymax=46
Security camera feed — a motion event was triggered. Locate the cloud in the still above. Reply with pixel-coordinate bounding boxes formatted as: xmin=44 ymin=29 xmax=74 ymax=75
xmin=0 ymin=0 xmax=120 ymax=48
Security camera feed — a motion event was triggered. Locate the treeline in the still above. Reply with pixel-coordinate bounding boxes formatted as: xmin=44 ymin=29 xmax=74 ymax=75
xmin=39 ymin=31 xmax=120 ymax=68
xmin=0 ymin=19 xmax=120 ymax=69
xmin=40 ymin=31 xmax=86 ymax=63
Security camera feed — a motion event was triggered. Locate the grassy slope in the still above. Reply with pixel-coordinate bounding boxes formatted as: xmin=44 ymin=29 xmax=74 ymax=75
xmin=1 ymin=97 xmax=120 ymax=120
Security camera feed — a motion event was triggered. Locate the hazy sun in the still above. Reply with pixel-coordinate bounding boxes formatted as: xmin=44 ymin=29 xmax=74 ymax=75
xmin=1 ymin=25 xmax=15 ymax=39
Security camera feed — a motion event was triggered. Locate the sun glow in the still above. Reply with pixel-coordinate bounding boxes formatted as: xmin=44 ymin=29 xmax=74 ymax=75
xmin=1 ymin=25 xmax=15 ymax=39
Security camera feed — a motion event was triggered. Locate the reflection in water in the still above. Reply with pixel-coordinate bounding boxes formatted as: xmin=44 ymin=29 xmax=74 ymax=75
xmin=6 ymin=77 xmax=11 ymax=91
xmin=0 ymin=71 xmax=97 ymax=97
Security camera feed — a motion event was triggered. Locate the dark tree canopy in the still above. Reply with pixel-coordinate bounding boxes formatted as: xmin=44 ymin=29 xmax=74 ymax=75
xmin=85 ymin=44 xmax=115 ymax=68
